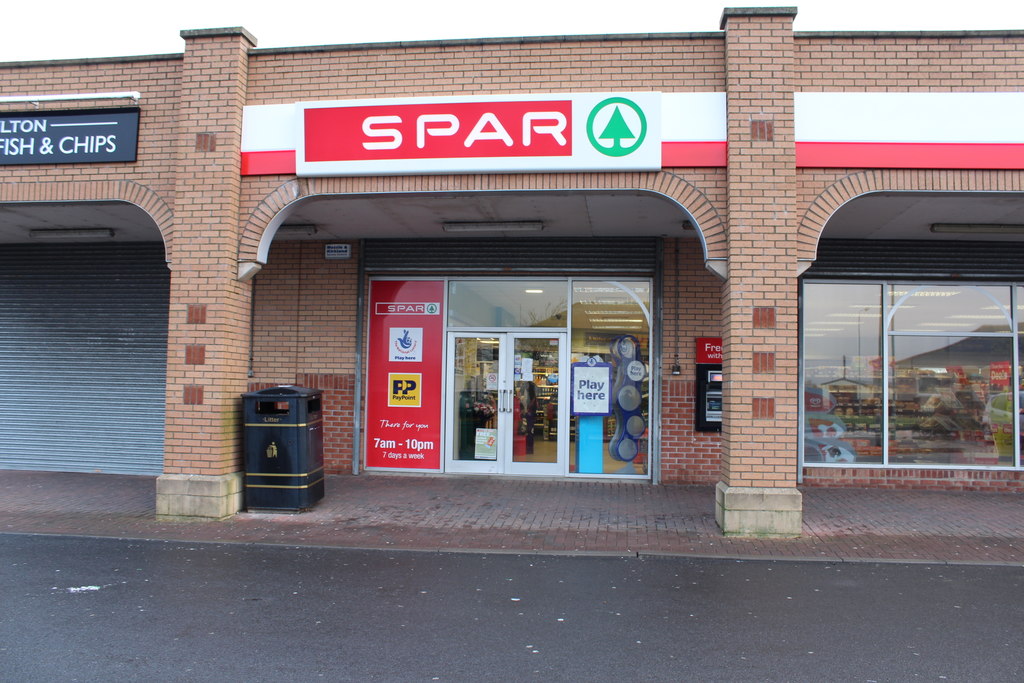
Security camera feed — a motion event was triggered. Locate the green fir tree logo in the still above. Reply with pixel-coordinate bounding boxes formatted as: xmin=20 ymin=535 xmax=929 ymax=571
xmin=587 ymin=97 xmax=647 ymax=157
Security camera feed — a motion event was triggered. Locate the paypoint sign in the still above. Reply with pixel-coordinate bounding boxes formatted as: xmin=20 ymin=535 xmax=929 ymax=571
xmin=388 ymin=374 xmax=422 ymax=407
xmin=296 ymin=93 xmax=661 ymax=176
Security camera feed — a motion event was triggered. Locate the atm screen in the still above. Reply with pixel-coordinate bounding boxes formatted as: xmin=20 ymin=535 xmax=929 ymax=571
xmin=705 ymin=391 xmax=722 ymax=420
xmin=708 ymin=370 xmax=723 ymax=383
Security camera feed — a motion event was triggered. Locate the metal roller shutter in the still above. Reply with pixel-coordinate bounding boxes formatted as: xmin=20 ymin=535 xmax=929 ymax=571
xmin=363 ymin=237 xmax=659 ymax=273
xmin=0 ymin=243 xmax=169 ymax=474
xmin=805 ymin=239 xmax=1024 ymax=281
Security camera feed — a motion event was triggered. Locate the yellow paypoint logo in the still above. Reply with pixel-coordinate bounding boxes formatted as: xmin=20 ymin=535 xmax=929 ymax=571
xmin=388 ymin=373 xmax=422 ymax=407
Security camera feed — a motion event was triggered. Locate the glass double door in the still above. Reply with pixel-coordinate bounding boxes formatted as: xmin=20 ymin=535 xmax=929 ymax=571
xmin=446 ymin=332 xmax=567 ymax=475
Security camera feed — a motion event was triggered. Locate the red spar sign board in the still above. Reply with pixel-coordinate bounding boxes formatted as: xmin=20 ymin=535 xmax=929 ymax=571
xmin=296 ymin=93 xmax=661 ymax=176
xmin=365 ymin=280 xmax=445 ymax=471
xmin=305 ymin=101 xmax=572 ymax=161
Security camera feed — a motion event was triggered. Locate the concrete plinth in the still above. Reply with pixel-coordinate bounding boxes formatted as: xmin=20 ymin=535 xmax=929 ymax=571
xmin=715 ymin=482 xmax=803 ymax=537
xmin=156 ymin=472 xmax=243 ymax=520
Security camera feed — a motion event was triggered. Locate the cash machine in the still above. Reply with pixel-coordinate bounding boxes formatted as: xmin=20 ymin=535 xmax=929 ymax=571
xmin=695 ymin=337 xmax=722 ymax=432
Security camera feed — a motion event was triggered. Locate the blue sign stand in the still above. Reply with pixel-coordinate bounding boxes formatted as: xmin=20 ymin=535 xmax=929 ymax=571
xmin=577 ymin=416 xmax=604 ymax=474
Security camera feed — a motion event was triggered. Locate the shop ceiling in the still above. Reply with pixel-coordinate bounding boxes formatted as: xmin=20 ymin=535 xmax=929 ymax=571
xmin=1 ymin=190 xmax=1024 ymax=245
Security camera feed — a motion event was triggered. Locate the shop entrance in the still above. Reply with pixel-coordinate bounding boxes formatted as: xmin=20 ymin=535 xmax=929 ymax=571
xmin=446 ymin=332 xmax=567 ymax=475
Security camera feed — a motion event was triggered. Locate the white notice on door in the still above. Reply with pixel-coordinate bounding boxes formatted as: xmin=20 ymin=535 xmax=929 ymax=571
xmin=474 ymin=428 xmax=497 ymax=460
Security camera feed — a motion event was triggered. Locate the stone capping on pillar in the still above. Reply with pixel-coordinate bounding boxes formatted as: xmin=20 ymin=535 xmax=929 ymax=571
xmin=720 ymin=6 xmax=798 ymax=29
xmin=715 ymin=482 xmax=803 ymax=537
xmin=156 ymin=473 xmax=244 ymax=520
xmin=180 ymin=27 xmax=257 ymax=47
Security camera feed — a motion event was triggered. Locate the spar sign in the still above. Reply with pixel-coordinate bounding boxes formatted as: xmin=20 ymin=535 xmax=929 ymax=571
xmin=365 ymin=280 xmax=445 ymax=471
xmin=296 ymin=93 xmax=661 ymax=176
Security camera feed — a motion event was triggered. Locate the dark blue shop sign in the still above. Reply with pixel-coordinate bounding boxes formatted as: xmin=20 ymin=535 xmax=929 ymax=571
xmin=0 ymin=107 xmax=139 ymax=165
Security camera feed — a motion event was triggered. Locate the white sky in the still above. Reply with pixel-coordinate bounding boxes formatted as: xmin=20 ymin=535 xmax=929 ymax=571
xmin=2 ymin=0 xmax=1024 ymax=63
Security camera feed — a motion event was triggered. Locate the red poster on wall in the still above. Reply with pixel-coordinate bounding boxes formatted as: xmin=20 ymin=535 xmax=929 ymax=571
xmin=696 ymin=337 xmax=722 ymax=364
xmin=365 ymin=280 xmax=445 ymax=470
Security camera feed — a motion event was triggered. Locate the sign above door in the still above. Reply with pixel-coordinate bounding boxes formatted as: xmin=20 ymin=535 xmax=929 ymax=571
xmin=240 ymin=93 xmax=729 ymax=175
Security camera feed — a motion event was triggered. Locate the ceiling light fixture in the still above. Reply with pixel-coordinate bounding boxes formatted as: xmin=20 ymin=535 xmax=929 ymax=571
xmin=930 ymin=223 xmax=1024 ymax=234
xmin=442 ymin=221 xmax=544 ymax=233
xmin=29 ymin=228 xmax=115 ymax=241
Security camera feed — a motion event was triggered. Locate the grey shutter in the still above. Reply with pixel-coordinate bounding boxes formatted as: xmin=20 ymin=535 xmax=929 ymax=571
xmin=0 ymin=243 xmax=169 ymax=474
xmin=364 ymin=237 xmax=659 ymax=273
xmin=805 ymin=239 xmax=1024 ymax=280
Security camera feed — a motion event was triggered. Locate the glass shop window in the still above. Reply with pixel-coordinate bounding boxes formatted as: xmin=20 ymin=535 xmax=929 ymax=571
xmin=569 ymin=281 xmax=651 ymax=476
xmin=448 ymin=281 xmax=568 ymax=328
xmin=803 ymin=282 xmax=1019 ymax=469
xmin=802 ymin=283 xmax=884 ymax=464
xmin=887 ymin=285 xmax=1013 ymax=467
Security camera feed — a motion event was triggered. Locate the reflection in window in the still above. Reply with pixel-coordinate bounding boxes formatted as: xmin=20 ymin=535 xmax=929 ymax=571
xmin=803 ymin=282 xmax=1020 ymax=469
xmin=803 ymin=284 xmax=883 ymax=464
xmin=1018 ymin=287 xmax=1024 ymax=460
xmin=448 ymin=281 xmax=568 ymax=328
xmin=569 ymin=281 xmax=651 ymax=476
xmin=889 ymin=336 xmax=1012 ymax=466
xmin=889 ymin=285 xmax=1011 ymax=333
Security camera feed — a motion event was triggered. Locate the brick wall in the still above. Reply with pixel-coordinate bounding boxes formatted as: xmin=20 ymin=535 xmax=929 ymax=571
xmin=250 ymin=240 xmax=360 ymax=474
xmin=794 ymin=33 xmax=1024 ymax=91
xmin=251 ymin=240 xmax=360 ymax=379
xmin=163 ymin=29 xmax=256 ymax=477
xmin=803 ymin=468 xmax=1024 ymax=492
xmin=245 ymin=35 xmax=726 ymax=103
xmin=719 ymin=10 xmax=801 ymax=489
xmin=0 ymin=56 xmax=181 ymax=217
xmin=660 ymin=238 xmax=722 ymax=483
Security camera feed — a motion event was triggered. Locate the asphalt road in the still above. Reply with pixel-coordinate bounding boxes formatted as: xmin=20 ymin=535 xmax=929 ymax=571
xmin=2 ymin=534 xmax=1022 ymax=682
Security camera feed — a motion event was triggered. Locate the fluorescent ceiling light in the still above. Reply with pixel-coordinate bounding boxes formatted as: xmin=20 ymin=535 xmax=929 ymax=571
xmin=947 ymin=314 xmax=1009 ymax=319
xmin=930 ymin=223 xmax=1024 ymax=234
xmin=29 ymin=228 xmax=115 ymax=241
xmin=442 ymin=221 xmax=544 ymax=233
xmin=524 ymin=289 xmax=544 ymax=294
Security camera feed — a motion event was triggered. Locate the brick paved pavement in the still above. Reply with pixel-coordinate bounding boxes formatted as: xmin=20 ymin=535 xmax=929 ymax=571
xmin=2 ymin=469 xmax=1023 ymax=565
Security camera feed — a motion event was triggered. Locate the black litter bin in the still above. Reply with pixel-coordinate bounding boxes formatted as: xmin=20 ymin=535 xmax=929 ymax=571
xmin=242 ymin=385 xmax=324 ymax=511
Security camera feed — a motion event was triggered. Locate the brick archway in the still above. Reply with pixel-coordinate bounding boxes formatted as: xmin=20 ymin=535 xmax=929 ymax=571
xmin=0 ymin=180 xmax=173 ymax=257
xmin=238 ymin=171 xmax=725 ymax=267
xmin=798 ymin=169 xmax=1024 ymax=260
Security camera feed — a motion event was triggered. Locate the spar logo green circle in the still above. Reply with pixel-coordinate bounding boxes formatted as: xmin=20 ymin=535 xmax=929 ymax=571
xmin=586 ymin=97 xmax=647 ymax=157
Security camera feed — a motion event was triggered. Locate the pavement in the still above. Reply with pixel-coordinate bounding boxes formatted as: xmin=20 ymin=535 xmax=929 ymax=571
xmin=2 ymin=469 xmax=1024 ymax=566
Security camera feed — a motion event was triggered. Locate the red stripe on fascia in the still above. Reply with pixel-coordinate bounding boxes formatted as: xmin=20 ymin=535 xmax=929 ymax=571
xmin=241 ymin=150 xmax=296 ymax=176
xmin=796 ymin=141 xmax=1024 ymax=169
xmin=661 ymin=141 xmax=727 ymax=167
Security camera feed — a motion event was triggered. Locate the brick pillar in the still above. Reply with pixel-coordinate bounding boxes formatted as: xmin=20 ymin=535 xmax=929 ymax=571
xmin=156 ymin=28 xmax=256 ymax=519
xmin=714 ymin=8 xmax=802 ymax=536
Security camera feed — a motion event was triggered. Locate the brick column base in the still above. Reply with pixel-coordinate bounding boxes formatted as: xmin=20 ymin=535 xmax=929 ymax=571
xmin=715 ymin=482 xmax=803 ymax=537
xmin=156 ymin=472 xmax=243 ymax=520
